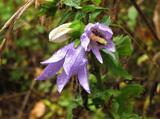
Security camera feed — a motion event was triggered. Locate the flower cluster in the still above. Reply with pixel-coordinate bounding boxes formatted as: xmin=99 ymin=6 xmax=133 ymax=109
xmin=36 ymin=22 xmax=115 ymax=93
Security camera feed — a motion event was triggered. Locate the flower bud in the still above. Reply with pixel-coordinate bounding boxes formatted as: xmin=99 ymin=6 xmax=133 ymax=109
xmin=49 ymin=23 xmax=72 ymax=43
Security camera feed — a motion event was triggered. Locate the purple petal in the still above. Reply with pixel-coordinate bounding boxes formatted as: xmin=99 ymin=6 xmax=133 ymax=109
xmin=63 ymin=48 xmax=76 ymax=75
xmin=57 ymin=71 xmax=71 ymax=93
xmin=41 ymin=42 xmax=74 ymax=64
xmin=35 ymin=59 xmax=64 ymax=80
xmin=94 ymin=22 xmax=113 ymax=40
xmin=78 ymin=65 xmax=90 ymax=93
xmin=84 ymin=23 xmax=94 ymax=34
xmin=80 ymin=33 xmax=90 ymax=51
xmin=104 ymin=40 xmax=116 ymax=52
xmin=91 ymin=42 xmax=103 ymax=63
xmin=63 ymin=46 xmax=86 ymax=75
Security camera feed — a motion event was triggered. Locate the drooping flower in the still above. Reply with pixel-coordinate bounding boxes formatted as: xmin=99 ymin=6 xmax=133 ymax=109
xmin=49 ymin=23 xmax=72 ymax=43
xmin=57 ymin=46 xmax=90 ymax=93
xmin=80 ymin=22 xmax=115 ymax=63
xmin=35 ymin=43 xmax=90 ymax=93
xmin=35 ymin=43 xmax=74 ymax=81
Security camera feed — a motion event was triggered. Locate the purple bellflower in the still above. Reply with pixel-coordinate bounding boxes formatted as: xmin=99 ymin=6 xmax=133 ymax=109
xmin=36 ymin=43 xmax=90 ymax=93
xmin=80 ymin=22 xmax=115 ymax=63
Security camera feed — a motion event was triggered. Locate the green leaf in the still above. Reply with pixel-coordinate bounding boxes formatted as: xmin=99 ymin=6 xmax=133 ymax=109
xmin=70 ymin=20 xmax=85 ymax=38
xmin=102 ymin=50 xmax=132 ymax=80
xmin=128 ymin=6 xmax=138 ymax=31
xmin=91 ymin=0 xmax=102 ymax=5
xmin=109 ymin=99 xmax=120 ymax=119
xmin=121 ymin=113 xmax=142 ymax=119
xmin=58 ymin=11 xmax=73 ymax=25
xmin=137 ymin=54 xmax=149 ymax=65
xmin=63 ymin=0 xmax=81 ymax=9
xmin=74 ymin=11 xmax=85 ymax=20
xmin=39 ymin=1 xmax=57 ymax=16
xmin=82 ymin=5 xmax=106 ymax=13
xmin=102 ymin=16 xmax=112 ymax=26
xmin=120 ymin=84 xmax=144 ymax=98
xmin=90 ymin=89 xmax=112 ymax=108
xmin=113 ymin=35 xmax=133 ymax=57
xmin=117 ymin=84 xmax=143 ymax=114
xmin=90 ymin=10 xmax=102 ymax=22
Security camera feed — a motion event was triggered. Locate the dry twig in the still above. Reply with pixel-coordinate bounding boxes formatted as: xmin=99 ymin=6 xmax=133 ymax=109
xmin=0 ymin=0 xmax=35 ymax=33
xmin=17 ymin=80 xmax=36 ymax=119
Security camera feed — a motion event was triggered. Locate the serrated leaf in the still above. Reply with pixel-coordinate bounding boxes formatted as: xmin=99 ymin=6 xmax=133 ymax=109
xmin=120 ymin=84 xmax=144 ymax=98
xmin=117 ymin=84 xmax=143 ymax=114
xmin=102 ymin=16 xmax=112 ymax=26
xmin=113 ymin=35 xmax=133 ymax=57
xmin=102 ymin=50 xmax=132 ymax=80
xmin=63 ymin=0 xmax=81 ymax=9
xmin=90 ymin=10 xmax=102 ymax=22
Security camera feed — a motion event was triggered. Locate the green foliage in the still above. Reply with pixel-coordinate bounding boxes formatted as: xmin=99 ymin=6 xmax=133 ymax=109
xmin=70 ymin=20 xmax=85 ymax=38
xmin=102 ymin=50 xmax=132 ymax=80
xmin=117 ymin=84 xmax=144 ymax=115
xmin=63 ymin=0 xmax=81 ymax=9
xmin=82 ymin=5 xmax=105 ymax=12
xmin=39 ymin=1 xmax=57 ymax=16
xmin=89 ymin=10 xmax=101 ymax=22
xmin=127 ymin=6 xmax=138 ymax=31
xmin=102 ymin=16 xmax=112 ymax=26
xmin=0 ymin=0 xmax=148 ymax=118
xmin=105 ymin=84 xmax=143 ymax=119
xmin=113 ymin=35 xmax=133 ymax=57
xmin=91 ymin=0 xmax=102 ymax=5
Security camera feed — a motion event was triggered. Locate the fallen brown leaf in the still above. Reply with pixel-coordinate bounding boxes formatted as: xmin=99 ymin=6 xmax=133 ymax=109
xmin=153 ymin=0 xmax=160 ymax=40
xmin=29 ymin=100 xmax=46 ymax=119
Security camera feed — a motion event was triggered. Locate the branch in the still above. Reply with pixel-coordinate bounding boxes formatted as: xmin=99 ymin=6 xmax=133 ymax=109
xmin=130 ymin=0 xmax=160 ymax=41
xmin=17 ymin=80 xmax=36 ymax=119
xmin=0 ymin=0 xmax=35 ymax=33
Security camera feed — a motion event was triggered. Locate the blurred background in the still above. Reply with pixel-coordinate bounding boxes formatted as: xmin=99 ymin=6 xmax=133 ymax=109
xmin=0 ymin=0 xmax=160 ymax=119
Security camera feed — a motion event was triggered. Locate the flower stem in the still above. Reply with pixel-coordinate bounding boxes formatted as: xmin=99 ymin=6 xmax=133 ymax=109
xmin=91 ymin=53 xmax=103 ymax=89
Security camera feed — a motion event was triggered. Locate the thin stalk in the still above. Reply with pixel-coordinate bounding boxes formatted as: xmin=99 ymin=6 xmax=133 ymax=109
xmin=130 ymin=0 xmax=160 ymax=42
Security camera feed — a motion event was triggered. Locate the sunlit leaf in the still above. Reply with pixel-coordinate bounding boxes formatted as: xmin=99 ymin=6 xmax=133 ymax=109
xmin=63 ymin=0 xmax=81 ymax=9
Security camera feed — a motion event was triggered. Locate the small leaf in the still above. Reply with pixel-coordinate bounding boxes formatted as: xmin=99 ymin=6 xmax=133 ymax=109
xmin=91 ymin=0 xmax=102 ymax=5
xmin=63 ymin=0 xmax=81 ymax=9
xmin=117 ymin=84 xmax=144 ymax=114
xmin=58 ymin=11 xmax=73 ymax=25
xmin=128 ymin=6 xmax=138 ymax=31
xmin=102 ymin=50 xmax=132 ymax=80
xmin=82 ymin=5 xmax=106 ymax=13
xmin=113 ymin=35 xmax=133 ymax=57
xmin=102 ymin=16 xmax=112 ymax=26
xmin=90 ymin=10 xmax=102 ymax=22
xmin=120 ymin=84 xmax=144 ymax=98
xmin=74 ymin=11 xmax=85 ymax=20
xmin=137 ymin=54 xmax=149 ymax=66
xmin=121 ymin=113 xmax=142 ymax=119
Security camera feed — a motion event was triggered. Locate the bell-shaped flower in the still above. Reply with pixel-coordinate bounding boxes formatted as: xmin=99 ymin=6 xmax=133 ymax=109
xmin=35 ymin=43 xmax=90 ymax=93
xmin=58 ymin=46 xmax=90 ymax=93
xmin=35 ymin=42 xmax=74 ymax=80
xmin=49 ymin=23 xmax=72 ymax=43
xmin=80 ymin=22 xmax=115 ymax=63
